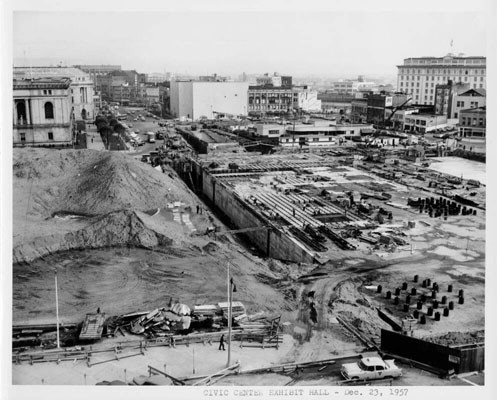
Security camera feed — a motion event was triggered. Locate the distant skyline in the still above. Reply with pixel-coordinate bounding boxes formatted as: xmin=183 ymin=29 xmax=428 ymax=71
xmin=13 ymin=9 xmax=486 ymax=78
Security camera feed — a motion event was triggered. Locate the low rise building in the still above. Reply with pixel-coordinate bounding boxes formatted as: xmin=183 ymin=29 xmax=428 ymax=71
xmin=13 ymin=77 xmax=74 ymax=147
xmin=384 ymin=107 xmax=420 ymax=131
xmin=458 ymin=106 xmax=486 ymax=140
xmin=404 ymin=114 xmax=448 ymax=133
xmin=255 ymin=124 xmax=286 ymax=138
xmin=281 ymin=123 xmax=373 ymax=149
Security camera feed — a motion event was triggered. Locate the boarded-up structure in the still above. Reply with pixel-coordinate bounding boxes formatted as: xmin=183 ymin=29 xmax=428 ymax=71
xmin=381 ymin=329 xmax=484 ymax=374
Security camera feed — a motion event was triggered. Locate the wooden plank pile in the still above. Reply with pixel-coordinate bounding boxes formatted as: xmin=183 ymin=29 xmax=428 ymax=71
xmin=217 ymin=301 xmax=246 ymax=318
xmin=79 ymin=313 xmax=106 ymax=341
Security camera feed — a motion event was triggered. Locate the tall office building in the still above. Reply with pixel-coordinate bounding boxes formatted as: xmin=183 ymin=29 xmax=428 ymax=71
xmin=397 ymin=54 xmax=486 ymax=105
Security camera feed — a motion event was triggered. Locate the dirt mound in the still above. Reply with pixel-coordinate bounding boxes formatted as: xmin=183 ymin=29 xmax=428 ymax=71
xmin=13 ymin=148 xmax=196 ymax=217
xmin=13 ymin=210 xmax=174 ymax=264
xmin=422 ymin=330 xmax=485 ymax=346
xmin=329 ymin=278 xmax=390 ymax=338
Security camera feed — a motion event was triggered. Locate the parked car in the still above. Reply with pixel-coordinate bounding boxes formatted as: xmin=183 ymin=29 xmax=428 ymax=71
xmin=341 ymin=356 xmax=402 ymax=381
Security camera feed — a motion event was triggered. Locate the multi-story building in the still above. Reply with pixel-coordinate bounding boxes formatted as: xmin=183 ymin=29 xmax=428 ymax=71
xmin=329 ymin=78 xmax=376 ymax=95
xmin=366 ymin=92 xmax=411 ymax=126
xmin=145 ymin=72 xmax=168 ymax=84
xmin=145 ymin=86 xmax=160 ymax=105
xmin=452 ymin=88 xmax=486 ymax=120
xmin=13 ymin=77 xmax=74 ymax=147
xmin=350 ymin=99 xmax=368 ymax=123
xmin=458 ymin=106 xmax=486 ymax=140
xmin=170 ymin=80 xmax=249 ymax=120
xmin=96 ymin=70 xmax=146 ymax=103
xmin=397 ymin=54 xmax=486 ymax=105
xmin=73 ymin=64 xmax=121 ymax=81
xmin=293 ymin=87 xmax=322 ymax=112
xmin=111 ymin=83 xmax=132 ymax=105
xmin=199 ymin=74 xmax=230 ymax=82
xmin=248 ymin=85 xmax=321 ymax=114
xmin=14 ymin=67 xmax=95 ymax=120
xmin=248 ymin=85 xmax=294 ymax=114
xmin=434 ymin=81 xmax=470 ymax=118
xmin=255 ymin=73 xmax=292 ymax=88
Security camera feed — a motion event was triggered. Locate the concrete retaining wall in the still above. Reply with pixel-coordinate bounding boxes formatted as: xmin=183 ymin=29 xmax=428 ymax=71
xmin=202 ymin=171 xmax=315 ymax=263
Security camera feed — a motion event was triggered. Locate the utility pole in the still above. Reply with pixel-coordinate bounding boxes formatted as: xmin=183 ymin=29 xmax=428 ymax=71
xmin=55 ymin=271 xmax=60 ymax=348
xmin=226 ymin=262 xmax=236 ymax=368
xmin=227 ymin=261 xmax=232 ymax=367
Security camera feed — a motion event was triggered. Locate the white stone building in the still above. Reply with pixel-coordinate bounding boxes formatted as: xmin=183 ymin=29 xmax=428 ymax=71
xmin=170 ymin=80 xmax=249 ymax=120
xmin=13 ymin=77 xmax=74 ymax=147
xmin=14 ymin=67 xmax=96 ymax=121
xmin=397 ymin=54 xmax=486 ymax=105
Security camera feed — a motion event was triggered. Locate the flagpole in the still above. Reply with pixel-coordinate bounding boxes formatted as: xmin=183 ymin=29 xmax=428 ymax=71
xmin=55 ymin=271 xmax=60 ymax=348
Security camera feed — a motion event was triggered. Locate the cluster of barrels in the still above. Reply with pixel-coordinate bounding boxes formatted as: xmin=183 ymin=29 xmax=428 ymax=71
xmin=376 ymin=274 xmax=465 ymax=324
xmin=415 ymin=197 xmax=476 ymax=219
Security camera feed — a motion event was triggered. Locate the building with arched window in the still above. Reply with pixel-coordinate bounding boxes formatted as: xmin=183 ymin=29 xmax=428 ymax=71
xmin=14 ymin=66 xmax=95 ymax=121
xmin=13 ymin=77 xmax=74 ymax=147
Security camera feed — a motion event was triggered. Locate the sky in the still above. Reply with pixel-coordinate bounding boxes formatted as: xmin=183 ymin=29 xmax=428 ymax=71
xmin=10 ymin=0 xmax=488 ymax=79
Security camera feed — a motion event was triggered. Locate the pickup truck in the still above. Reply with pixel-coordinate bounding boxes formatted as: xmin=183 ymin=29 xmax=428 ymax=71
xmin=341 ymin=356 xmax=402 ymax=381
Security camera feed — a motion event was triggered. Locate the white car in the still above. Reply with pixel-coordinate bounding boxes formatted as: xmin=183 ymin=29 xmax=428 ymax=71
xmin=341 ymin=356 xmax=402 ymax=381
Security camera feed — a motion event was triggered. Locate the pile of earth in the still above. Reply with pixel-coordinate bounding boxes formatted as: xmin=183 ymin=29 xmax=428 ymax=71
xmin=422 ymin=330 xmax=485 ymax=346
xmin=13 ymin=148 xmax=203 ymax=261
xmin=328 ymin=277 xmax=391 ymax=338
xmin=13 ymin=147 xmax=197 ymax=217
xmin=13 ymin=210 xmax=176 ymax=264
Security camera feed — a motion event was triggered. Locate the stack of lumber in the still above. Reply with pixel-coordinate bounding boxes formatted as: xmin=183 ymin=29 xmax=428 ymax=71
xmin=217 ymin=301 xmax=246 ymax=318
xmin=192 ymin=305 xmax=218 ymax=317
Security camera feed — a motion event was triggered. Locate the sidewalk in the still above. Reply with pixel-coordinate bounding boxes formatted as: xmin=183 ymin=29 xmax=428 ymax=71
xmin=85 ymin=131 xmax=106 ymax=151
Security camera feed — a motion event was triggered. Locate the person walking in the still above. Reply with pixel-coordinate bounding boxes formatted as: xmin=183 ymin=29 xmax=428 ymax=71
xmin=219 ymin=334 xmax=225 ymax=351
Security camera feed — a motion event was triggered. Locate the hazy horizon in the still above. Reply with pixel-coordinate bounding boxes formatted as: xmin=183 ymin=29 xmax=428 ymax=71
xmin=13 ymin=10 xmax=486 ymax=78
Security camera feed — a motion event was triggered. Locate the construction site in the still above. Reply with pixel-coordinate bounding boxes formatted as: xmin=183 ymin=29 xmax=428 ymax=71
xmin=11 ymin=126 xmax=485 ymax=386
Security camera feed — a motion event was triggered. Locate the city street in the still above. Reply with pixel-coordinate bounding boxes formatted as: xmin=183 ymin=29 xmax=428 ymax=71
xmin=116 ymin=106 xmax=171 ymax=155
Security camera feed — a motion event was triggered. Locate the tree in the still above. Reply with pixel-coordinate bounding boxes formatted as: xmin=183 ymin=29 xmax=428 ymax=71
xmin=95 ymin=116 xmax=109 ymax=132
xmin=109 ymin=118 xmax=119 ymax=128
xmin=114 ymin=123 xmax=126 ymax=135
xmin=100 ymin=126 xmax=114 ymax=148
